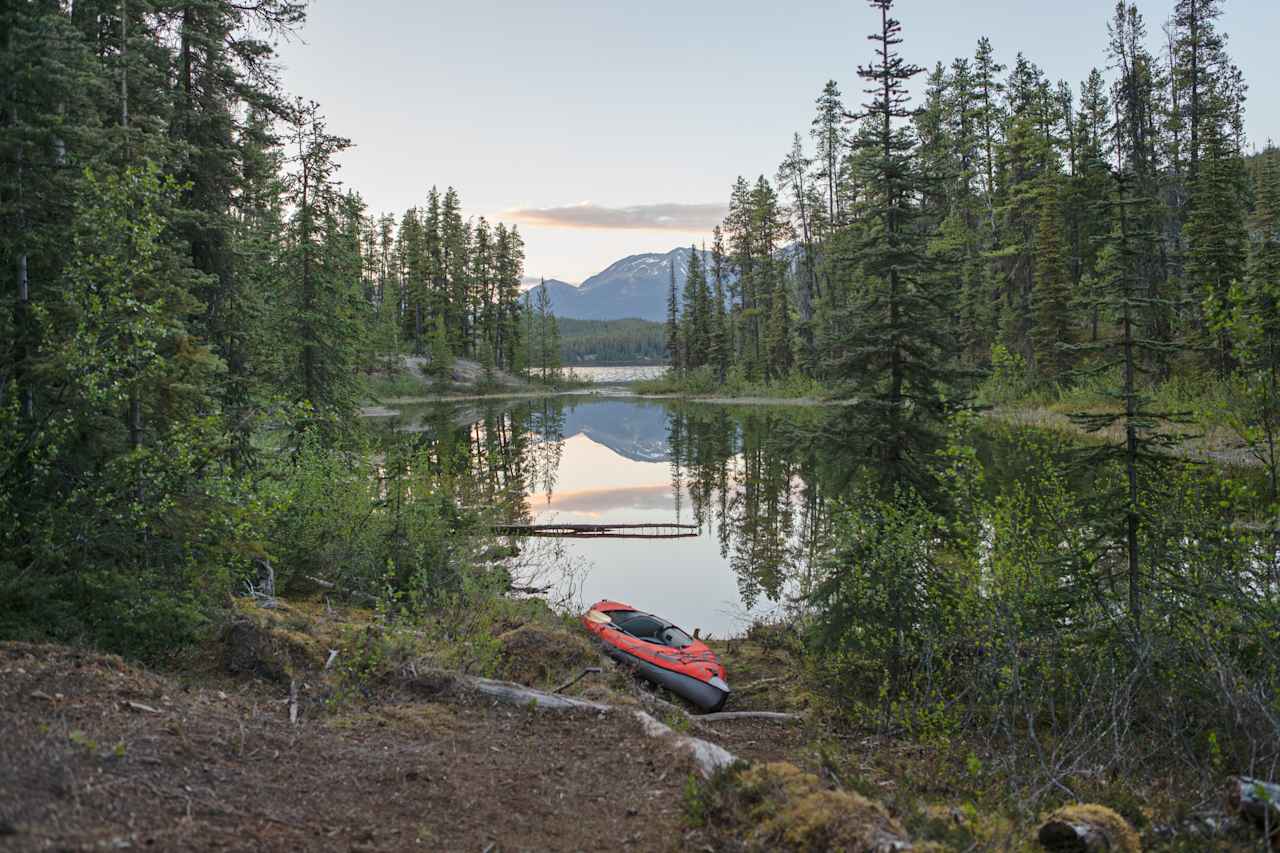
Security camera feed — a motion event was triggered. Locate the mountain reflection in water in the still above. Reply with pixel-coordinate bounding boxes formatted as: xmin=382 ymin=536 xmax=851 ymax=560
xmin=391 ymin=396 xmax=823 ymax=637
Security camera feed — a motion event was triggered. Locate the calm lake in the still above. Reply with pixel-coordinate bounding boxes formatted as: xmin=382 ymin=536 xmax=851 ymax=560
xmin=387 ymin=397 xmax=775 ymax=636
xmin=376 ymin=394 xmax=1052 ymax=637
xmin=563 ymin=364 xmax=668 ymax=384
xmin=375 ymin=393 xmax=1268 ymax=637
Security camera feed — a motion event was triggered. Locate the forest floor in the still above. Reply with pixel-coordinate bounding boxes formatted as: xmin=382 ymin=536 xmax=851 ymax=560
xmin=0 ymin=642 xmax=697 ymax=852
xmin=0 ymin=602 xmax=814 ymax=853
xmin=2 ymin=598 xmax=1268 ymax=852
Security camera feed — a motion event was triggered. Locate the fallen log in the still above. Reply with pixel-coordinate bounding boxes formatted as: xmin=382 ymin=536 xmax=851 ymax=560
xmin=1037 ymin=805 xmax=1140 ymax=853
xmin=508 ymin=584 xmax=551 ymax=596
xmin=1227 ymin=776 xmax=1280 ymax=846
xmin=467 ymin=675 xmax=612 ymax=712
xmin=493 ymin=522 xmax=700 ymax=539
xmin=697 ymin=710 xmax=801 ymax=724
xmin=404 ymin=669 xmax=737 ymax=777
xmin=633 ymin=711 xmax=737 ymax=778
xmin=407 ymin=669 xmax=610 ymax=713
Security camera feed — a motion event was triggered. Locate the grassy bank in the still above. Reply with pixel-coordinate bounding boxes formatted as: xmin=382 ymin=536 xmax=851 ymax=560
xmin=632 ymin=367 xmax=833 ymax=400
xmin=364 ymin=356 xmax=593 ymax=403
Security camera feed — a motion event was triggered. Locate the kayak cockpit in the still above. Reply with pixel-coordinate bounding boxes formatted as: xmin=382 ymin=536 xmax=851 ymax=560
xmin=604 ymin=610 xmax=696 ymax=649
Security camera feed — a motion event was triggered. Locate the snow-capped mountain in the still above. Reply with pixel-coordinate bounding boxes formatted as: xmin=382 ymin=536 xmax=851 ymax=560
xmin=532 ymin=247 xmax=725 ymax=322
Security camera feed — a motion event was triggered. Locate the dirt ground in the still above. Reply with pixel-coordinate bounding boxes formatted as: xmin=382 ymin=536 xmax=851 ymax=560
xmin=2 ymin=641 xmax=797 ymax=852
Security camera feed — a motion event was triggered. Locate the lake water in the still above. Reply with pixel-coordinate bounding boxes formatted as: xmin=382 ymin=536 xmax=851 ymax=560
xmin=382 ymin=396 xmax=846 ymax=636
xmin=564 ymin=364 xmax=668 ymax=384
xmin=375 ymin=394 xmax=1264 ymax=639
xmin=375 ymin=395 xmax=1174 ymax=637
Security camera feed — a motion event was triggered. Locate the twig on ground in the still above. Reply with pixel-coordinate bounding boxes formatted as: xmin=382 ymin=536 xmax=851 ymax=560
xmin=553 ymin=667 xmax=601 ymax=694
xmin=123 ymin=700 xmax=162 ymax=715
xmin=697 ymin=711 xmax=800 ymax=723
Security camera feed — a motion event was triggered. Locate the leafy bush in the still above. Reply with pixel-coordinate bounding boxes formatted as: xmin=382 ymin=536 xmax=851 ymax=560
xmin=975 ymin=343 xmax=1033 ymax=406
xmin=803 ymin=429 xmax=1280 ymax=798
xmin=365 ymin=369 xmax=432 ymax=399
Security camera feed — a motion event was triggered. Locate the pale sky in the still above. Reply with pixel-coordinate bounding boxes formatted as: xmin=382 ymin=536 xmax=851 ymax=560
xmin=276 ymin=0 xmax=1280 ymax=284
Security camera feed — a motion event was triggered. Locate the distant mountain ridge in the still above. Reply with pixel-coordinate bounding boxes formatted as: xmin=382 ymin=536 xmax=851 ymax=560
xmin=531 ymin=247 xmax=724 ymax=322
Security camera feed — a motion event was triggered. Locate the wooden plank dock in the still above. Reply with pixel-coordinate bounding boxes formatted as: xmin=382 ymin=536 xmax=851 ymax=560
xmin=492 ymin=522 xmax=700 ymax=539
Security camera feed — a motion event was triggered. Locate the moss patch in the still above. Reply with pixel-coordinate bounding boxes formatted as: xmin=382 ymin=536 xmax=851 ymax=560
xmin=699 ymin=760 xmax=912 ymax=852
xmin=222 ymin=599 xmax=328 ymax=682
xmin=492 ymin=623 xmax=601 ymax=689
xmin=1039 ymin=803 xmax=1141 ymax=853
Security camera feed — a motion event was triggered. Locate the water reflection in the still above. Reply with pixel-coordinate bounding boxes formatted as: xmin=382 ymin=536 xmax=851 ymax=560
xmin=389 ymin=397 xmax=835 ymax=635
xmin=379 ymin=397 xmax=1274 ymax=642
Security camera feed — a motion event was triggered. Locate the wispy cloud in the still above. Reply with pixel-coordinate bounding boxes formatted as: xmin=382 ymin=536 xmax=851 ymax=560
xmin=504 ymin=201 xmax=727 ymax=232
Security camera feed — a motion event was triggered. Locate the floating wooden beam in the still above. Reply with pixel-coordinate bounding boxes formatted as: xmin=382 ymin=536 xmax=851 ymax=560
xmin=493 ymin=522 xmax=700 ymax=539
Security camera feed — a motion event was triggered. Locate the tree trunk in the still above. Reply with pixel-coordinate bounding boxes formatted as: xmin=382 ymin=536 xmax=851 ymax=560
xmin=1121 ymin=203 xmax=1142 ymax=632
xmin=1226 ymin=776 xmax=1280 ymax=846
xmin=1037 ymin=805 xmax=1139 ymax=853
xmin=120 ymin=0 xmax=128 ymax=130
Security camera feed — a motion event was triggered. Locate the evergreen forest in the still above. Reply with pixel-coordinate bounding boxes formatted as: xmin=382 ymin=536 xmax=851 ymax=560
xmin=557 ymin=318 xmax=666 ymax=364
xmin=3 ymin=0 xmax=1280 ymax=848
xmin=0 ymin=1 xmax=535 ymax=649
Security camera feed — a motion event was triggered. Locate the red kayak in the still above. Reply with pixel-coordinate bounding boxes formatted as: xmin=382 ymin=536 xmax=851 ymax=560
xmin=582 ymin=599 xmax=730 ymax=712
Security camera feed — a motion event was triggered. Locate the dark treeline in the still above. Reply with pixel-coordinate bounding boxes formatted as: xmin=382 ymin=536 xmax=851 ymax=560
xmin=367 ymin=190 xmax=526 ymax=370
xmin=666 ymin=0 xmax=1277 ymax=434
xmin=558 ymin=318 xmax=666 ymax=364
xmin=0 ymin=2 xmax=524 ymax=651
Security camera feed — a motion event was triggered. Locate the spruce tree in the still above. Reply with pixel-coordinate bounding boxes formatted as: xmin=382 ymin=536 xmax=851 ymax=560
xmin=440 ymin=187 xmax=468 ymax=351
xmin=665 ymin=259 xmax=682 ymax=372
xmin=765 ymin=281 xmax=792 ymax=380
xmin=1068 ymin=171 xmax=1188 ymax=633
xmin=681 ymin=246 xmax=711 ymax=369
xmin=829 ymin=0 xmax=960 ymax=489
xmin=811 ymin=80 xmax=848 ymax=227
xmin=282 ymin=100 xmax=363 ymax=420
xmin=1234 ymin=147 xmax=1280 ymax=501
xmin=1185 ymin=120 xmax=1248 ymax=374
xmin=972 ymin=36 xmax=1007 ymax=225
xmin=709 ymin=227 xmax=731 ymax=382
xmin=1031 ymin=177 xmax=1074 ymax=381
xmin=1171 ymin=0 xmax=1228 ymax=182
xmin=534 ymin=279 xmax=553 ymax=382
xmin=778 ymin=133 xmax=820 ymax=366
xmin=429 ymin=315 xmax=453 ymax=385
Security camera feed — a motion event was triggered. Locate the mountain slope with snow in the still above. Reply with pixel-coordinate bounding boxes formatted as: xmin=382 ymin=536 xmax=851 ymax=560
xmin=535 ymin=247 xmax=724 ymax=321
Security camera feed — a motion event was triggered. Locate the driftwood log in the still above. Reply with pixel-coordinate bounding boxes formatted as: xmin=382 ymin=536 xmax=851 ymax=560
xmin=405 ymin=669 xmax=737 ymax=776
xmin=632 ymin=710 xmax=736 ymax=777
xmin=492 ymin=522 xmax=699 ymax=539
xmin=1037 ymin=805 xmax=1140 ymax=853
xmin=698 ymin=710 xmax=800 ymax=724
xmin=1227 ymin=776 xmax=1280 ymax=846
